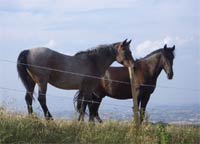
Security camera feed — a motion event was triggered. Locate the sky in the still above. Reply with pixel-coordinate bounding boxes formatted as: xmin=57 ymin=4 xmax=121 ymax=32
xmin=0 ymin=0 xmax=199 ymax=117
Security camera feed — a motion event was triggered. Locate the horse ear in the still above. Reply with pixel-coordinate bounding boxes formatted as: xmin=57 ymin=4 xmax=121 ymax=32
xmin=127 ymin=39 xmax=132 ymax=45
xmin=122 ymin=39 xmax=128 ymax=45
xmin=172 ymin=45 xmax=175 ymax=51
xmin=164 ymin=44 xmax=167 ymax=50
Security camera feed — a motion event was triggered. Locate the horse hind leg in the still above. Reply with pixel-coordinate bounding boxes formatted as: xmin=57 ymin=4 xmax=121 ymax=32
xmin=78 ymin=90 xmax=94 ymax=122
xmin=25 ymin=78 xmax=35 ymax=115
xmin=78 ymin=97 xmax=87 ymax=122
xmin=88 ymin=95 xmax=103 ymax=123
xmin=37 ymin=82 xmax=53 ymax=120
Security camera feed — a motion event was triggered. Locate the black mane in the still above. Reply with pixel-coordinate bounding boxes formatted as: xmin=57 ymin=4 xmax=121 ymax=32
xmin=74 ymin=43 xmax=118 ymax=57
xmin=135 ymin=48 xmax=163 ymax=63
xmin=143 ymin=48 xmax=163 ymax=59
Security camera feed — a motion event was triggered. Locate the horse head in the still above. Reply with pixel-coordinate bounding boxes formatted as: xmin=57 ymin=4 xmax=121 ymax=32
xmin=161 ymin=44 xmax=175 ymax=79
xmin=115 ymin=39 xmax=134 ymax=68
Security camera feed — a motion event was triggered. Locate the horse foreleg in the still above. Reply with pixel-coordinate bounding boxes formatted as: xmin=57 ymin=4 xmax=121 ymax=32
xmin=93 ymin=98 xmax=103 ymax=123
xmin=38 ymin=83 xmax=53 ymax=120
xmin=88 ymin=93 xmax=104 ymax=123
xmin=94 ymin=107 xmax=103 ymax=123
xmin=88 ymin=103 xmax=95 ymax=122
xmin=140 ymin=94 xmax=150 ymax=123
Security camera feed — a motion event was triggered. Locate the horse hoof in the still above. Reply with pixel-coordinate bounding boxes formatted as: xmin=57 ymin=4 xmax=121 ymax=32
xmin=45 ymin=117 xmax=54 ymax=121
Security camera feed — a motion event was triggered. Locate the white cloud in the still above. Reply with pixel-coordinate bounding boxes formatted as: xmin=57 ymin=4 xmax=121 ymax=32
xmin=134 ymin=36 xmax=194 ymax=57
xmin=134 ymin=40 xmax=162 ymax=57
xmin=44 ymin=40 xmax=57 ymax=48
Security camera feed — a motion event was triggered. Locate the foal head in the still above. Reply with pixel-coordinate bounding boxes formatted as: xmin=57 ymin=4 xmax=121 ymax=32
xmin=115 ymin=39 xmax=134 ymax=67
xmin=161 ymin=44 xmax=175 ymax=79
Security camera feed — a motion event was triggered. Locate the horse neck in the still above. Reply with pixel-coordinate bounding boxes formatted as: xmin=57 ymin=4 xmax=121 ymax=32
xmin=144 ymin=53 xmax=163 ymax=79
xmin=95 ymin=48 xmax=116 ymax=75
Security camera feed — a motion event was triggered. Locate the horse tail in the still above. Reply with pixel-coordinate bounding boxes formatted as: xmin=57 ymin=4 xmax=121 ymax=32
xmin=17 ymin=50 xmax=35 ymax=100
xmin=73 ymin=91 xmax=82 ymax=113
xmin=73 ymin=90 xmax=89 ymax=116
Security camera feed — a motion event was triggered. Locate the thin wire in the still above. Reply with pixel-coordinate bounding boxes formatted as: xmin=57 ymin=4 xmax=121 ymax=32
xmin=0 ymin=58 xmax=130 ymax=85
xmin=0 ymin=86 xmax=132 ymax=109
xmin=0 ymin=58 xmax=200 ymax=92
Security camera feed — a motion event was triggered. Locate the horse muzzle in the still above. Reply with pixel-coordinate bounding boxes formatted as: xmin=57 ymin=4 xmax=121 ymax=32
xmin=167 ymin=72 xmax=173 ymax=80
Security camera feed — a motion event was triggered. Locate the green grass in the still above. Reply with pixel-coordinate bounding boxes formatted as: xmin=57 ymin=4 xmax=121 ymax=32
xmin=0 ymin=109 xmax=199 ymax=144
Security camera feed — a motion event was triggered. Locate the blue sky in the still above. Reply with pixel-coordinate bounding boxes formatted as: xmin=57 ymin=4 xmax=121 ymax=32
xmin=0 ymin=0 xmax=199 ymax=115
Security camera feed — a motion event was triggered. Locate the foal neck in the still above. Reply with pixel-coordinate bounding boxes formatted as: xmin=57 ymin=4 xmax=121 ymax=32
xmin=144 ymin=52 xmax=163 ymax=78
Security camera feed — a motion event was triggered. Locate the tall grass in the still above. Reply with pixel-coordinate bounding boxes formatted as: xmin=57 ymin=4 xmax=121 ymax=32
xmin=0 ymin=108 xmax=199 ymax=144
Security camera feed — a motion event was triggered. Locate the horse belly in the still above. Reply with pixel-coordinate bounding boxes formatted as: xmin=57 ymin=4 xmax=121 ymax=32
xmin=49 ymin=74 xmax=82 ymax=90
xmin=106 ymin=83 xmax=132 ymax=99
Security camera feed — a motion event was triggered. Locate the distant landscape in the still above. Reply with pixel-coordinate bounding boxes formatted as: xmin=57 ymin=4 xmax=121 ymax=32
xmin=1 ymin=93 xmax=199 ymax=125
xmin=54 ymin=104 xmax=200 ymax=125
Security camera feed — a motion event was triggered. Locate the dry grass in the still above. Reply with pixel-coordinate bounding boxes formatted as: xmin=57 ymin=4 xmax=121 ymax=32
xmin=0 ymin=108 xmax=199 ymax=144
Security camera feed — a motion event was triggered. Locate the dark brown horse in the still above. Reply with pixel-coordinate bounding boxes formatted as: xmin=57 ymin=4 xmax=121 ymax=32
xmin=17 ymin=39 xmax=134 ymax=120
xmin=75 ymin=44 xmax=175 ymax=123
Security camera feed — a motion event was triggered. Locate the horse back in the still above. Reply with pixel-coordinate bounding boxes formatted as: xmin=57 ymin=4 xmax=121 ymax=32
xmin=26 ymin=47 xmax=92 ymax=89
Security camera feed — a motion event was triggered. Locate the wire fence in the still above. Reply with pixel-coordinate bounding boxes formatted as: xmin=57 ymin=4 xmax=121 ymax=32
xmin=0 ymin=56 xmax=199 ymax=124
xmin=0 ymin=86 xmax=132 ymax=109
xmin=0 ymin=58 xmax=199 ymax=92
xmin=0 ymin=57 xmax=199 ymax=110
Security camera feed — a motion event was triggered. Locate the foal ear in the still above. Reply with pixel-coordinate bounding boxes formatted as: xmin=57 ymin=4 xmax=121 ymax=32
xmin=164 ymin=44 xmax=167 ymax=50
xmin=172 ymin=45 xmax=175 ymax=51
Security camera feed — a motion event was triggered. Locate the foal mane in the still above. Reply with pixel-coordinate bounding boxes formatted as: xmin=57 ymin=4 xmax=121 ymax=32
xmin=135 ymin=48 xmax=163 ymax=63
xmin=135 ymin=48 xmax=175 ymax=64
xmin=143 ymin=49 xmax=163 ymax=59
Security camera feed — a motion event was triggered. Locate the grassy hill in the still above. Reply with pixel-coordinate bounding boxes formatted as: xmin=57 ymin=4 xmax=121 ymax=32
xmin=0 ymin=108 xmax=199 ymax=144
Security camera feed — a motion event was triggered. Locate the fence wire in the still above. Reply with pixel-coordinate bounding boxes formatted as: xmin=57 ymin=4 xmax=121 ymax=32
xmin=0 ymin=58 xmax=199 ymax=92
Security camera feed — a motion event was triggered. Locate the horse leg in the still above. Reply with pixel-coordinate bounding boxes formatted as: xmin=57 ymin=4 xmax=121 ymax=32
xmin=78 ymin=94 xmax=87 ymax=122
xmin=83 ymin=92 xmax=95 ymax=122
xmin=88 ymin=102 xmax=95 ymax=122
xmin=94 ymin=103 xmax=103 ymax=123
xmin=140 ymin=94 xmax=150 ymax=123
xmin=38 ymin=82 xmax=53 ymax=120
xmin=24 ymin=78 xmax=35 ymax=115
xmin=77 ymin=90 xmax=90 ymax=122
xmin=88 ymin=91 xmax=103 ymax=123
xmin=80 ymin=79 xmax=99 ymax=122
xmin=92 ymin=96 xmax=103 ymax=123
xmin=25 ymin=90 xmax=35 ymax=114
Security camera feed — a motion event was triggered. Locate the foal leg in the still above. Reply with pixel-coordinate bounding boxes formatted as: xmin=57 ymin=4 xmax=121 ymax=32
xmin=94 ymin=103 xmax=103 ymax=123
xmin=87 ymin=92 xmax=101 ymax=122
xmin=90 ymin=103 xmax=103 ymax=123
xmin=78 ymin=102 xmax=87 ymax=122
xmin=140 ymin=94 xmax=150 ymax=123
xmin=38 ymin=82 xmax=53 ymax=120
xmin=82 ymin=92 xmax=95 ymax=122
xmin=88 ymin=102 xmax=95 ymax=122
xmin=90 ymin=96 xmax=103 ymax=123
